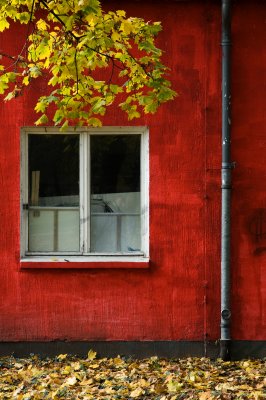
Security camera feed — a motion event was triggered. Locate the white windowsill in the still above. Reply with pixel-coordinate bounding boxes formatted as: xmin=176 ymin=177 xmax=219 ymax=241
xmin=21 ymin=255 xmax=149 ymax=263
xmin=20 ymin=254 xmax=150 ymax=268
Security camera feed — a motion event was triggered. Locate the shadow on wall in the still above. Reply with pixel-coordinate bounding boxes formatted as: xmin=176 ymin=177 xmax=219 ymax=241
xmin=248 ymin=208 xmax=266 ymax=255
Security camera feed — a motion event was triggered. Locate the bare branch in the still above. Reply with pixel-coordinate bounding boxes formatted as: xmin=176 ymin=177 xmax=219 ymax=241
xmin=0 ymin=52 xmax=17 ymax=61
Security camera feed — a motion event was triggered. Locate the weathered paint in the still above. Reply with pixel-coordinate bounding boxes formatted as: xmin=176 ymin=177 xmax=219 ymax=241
xmin=0 ymin=1 xmax=265 ymax=343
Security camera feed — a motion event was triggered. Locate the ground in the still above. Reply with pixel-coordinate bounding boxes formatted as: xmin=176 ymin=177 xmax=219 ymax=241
xmin=0 ymin=353 xmax=265 ymax=399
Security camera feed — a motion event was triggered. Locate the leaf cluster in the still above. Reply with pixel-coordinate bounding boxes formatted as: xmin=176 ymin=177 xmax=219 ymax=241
xmin=0 ymin=0 xmax=176 ymax=128
xmin=0 ymin=353 xmax=265 ymax=399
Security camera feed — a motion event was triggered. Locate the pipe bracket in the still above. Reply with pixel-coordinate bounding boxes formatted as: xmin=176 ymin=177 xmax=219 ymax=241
xmin=221 ymin=309 xmax=231 ymax=320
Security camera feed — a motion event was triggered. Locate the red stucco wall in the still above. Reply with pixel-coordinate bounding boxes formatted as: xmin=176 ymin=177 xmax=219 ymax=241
xmin=0 ymin=1 xmax=265 ymax=342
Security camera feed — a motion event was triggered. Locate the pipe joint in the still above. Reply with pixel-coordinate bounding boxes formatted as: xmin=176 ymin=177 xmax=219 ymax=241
xmin=222 ymin=162 xmax=236 ymax=169
xmin=221 ymin=184 xmax=231 ymax=189
xmin=221 ymin=40 xmax=232 ymax=47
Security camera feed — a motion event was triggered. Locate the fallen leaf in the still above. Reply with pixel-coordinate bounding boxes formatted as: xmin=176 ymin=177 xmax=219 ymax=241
xmin=65 ymin=376 xmax=77 ymax=386
xmin=130 ymin=387 xmax=144 ymax=397
xmin=57 ymin=353 xmax=68 ymax=360
xmin=87 ymin=350 xmax=97 ymax=360
xmin=167 ymin=380 xmax=183 ymax=393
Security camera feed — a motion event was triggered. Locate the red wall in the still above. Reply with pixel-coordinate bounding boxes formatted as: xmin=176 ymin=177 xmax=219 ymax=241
xmin=0 ymin=1 xmax=265 ymax=342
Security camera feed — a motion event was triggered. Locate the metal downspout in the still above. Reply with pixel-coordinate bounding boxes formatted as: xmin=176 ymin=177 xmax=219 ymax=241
xmin=220 ymin=0 xmax=232 ymax=360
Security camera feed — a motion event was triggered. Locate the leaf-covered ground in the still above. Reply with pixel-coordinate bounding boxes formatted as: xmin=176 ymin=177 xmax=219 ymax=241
xmin=0 ymin=352 xmax=265 ymax=399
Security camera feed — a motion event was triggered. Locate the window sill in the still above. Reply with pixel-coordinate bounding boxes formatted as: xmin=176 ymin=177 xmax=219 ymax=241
xmin=20 ymin=256 xmax=150 ymax=269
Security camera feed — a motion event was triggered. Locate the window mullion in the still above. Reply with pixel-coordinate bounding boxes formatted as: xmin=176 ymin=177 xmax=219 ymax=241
xmin=141 ymin=130 xmax=149 ymax=257
xmin=80 ymin=133 xmax=89 ymax=253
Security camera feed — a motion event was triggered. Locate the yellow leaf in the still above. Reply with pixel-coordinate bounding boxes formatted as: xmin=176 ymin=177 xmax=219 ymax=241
xmin=0 ymin=18 xmax=10 ymax=32
xmin=87 ymin=117 xmax=102 ymax=127
xmin=189 ymin=372 xmax=196 ymax=382
xmin=117 ymin=10 xmax=126 ymax=17
xmin=22 ymin=76 xmax=29 ymax=86
xmin=130 ymin=387 xmax=144 ymax=398
xmin=62 ymin=365 xmax=71 ymax=375
xmin=120 ymin=21 xmax=132 ymax=36
xmin=113 ymin=357 xmax=123 ymax=365
xmin=139 ymin=378 xmax=149 ymax=387
xmin=90 ymin=363 xmax=99 ymax=369
xmin=36 ymin=19 xmax=49 ymax=30
xmin=65 ymin=376 xmax=77 ymax=386
xmin=73 ymin=361 xmax=82 ymax=371
xmin=194 ymin=383 xmax=208 ymax=389
xmin=199 ymin=392 xmax=214 ymax=400
xmin=80 ymin=378 xmax=93 ymax=386
xmin=105 ymin=387 xmax=115 ymax=394
xmin=167 ymin=380 xmax=183 ymax=393
xmin=111 ymin=31 xmax=120 ymax=42
xmin=57 ymin=354 xmax=67 ymax=360
xmin=87 ymin=349 xmax=97 ymax=360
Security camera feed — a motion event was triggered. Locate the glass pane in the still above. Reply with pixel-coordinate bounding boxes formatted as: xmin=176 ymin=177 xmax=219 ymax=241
xmin=58 ymin=210 xmax=79 ymax=252
xmin=90 ymin=135 xmax=141 ymax=253
xmin=28 ymin=135 xmax=80 ymax=252
xmin=29 ymin=209 xmax=79 ymax=252
xmin=29 ymin=210 xmax=54 ymax=252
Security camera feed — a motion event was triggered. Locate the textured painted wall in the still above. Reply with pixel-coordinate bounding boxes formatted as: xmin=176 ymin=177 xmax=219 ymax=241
xmin=0 ymin=1 xmax=265 ymax=342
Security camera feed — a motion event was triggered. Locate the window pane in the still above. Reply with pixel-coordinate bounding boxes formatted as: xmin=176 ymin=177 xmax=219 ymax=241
xmin=28 ymin=135 xmax=79 ymax=206
xmin=29 ymin=209 xmax=79 ymax=252
xmin=28 ymin=135 xmax=79 ymax=252
xmin=90 ymin=135 xmax=141 ymax=253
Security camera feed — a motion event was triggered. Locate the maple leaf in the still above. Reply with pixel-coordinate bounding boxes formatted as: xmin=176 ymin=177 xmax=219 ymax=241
xmin=87 ymin=349 xmax=97 ymax=360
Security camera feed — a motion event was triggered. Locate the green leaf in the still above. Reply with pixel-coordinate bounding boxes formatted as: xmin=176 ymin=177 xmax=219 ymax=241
xmin=109 ymin=84 xmax=123 ymax=94
xmin=35 ymin=101 xmax=47 ymax=113
xmin=35 ymin=114 xmax=49 ymax=125
xmin=29 ymin=65 xmax=42 ymax=78
xmin=88 ymin=117 xmax=102 ymax=127
xmin=59 ymin=120 xmax=69 ymax=131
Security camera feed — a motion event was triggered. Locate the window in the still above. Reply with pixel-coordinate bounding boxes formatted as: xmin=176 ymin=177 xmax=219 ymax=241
xmin=21 ymin=127 xmax=149 ymax=263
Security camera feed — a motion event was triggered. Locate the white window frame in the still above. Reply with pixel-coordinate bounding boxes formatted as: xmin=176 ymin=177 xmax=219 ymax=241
xmin=20 ymin=126 xmax=149 ymax=263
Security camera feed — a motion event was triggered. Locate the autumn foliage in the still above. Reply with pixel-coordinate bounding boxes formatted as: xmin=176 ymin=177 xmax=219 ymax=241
xmin=0 ymin=352 xmax=265 ymax=399
xmin=0 ymin=0 xmax=176 ymax=129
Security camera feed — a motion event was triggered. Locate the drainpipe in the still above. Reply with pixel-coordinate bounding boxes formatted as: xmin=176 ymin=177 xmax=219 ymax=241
xmin=220 ymin=0 xmax=232 ymax=361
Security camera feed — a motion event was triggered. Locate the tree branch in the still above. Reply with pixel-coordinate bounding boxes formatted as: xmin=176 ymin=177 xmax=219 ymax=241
xmin=39 ymin=0 xmax=124 ymax=71
xmin=74 ymin=48 xmax=79 ymax=94
xmin=0 ymin=52 xmax=17 ymax=61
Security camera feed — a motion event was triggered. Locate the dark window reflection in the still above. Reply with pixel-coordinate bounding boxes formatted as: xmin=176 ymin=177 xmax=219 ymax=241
xmin=28 ymin=134 xmax=79 ymax=206
xmin=91 ymin=135 xmax=140 ymax=194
